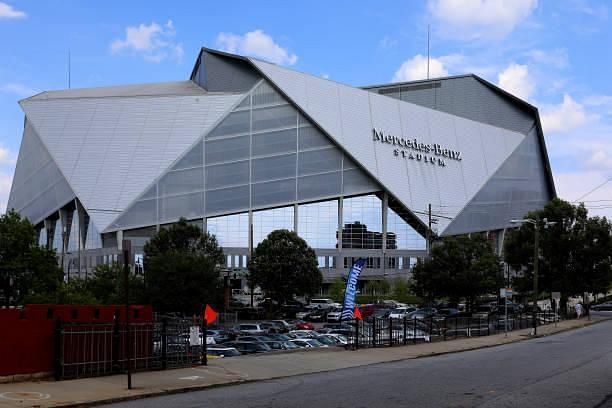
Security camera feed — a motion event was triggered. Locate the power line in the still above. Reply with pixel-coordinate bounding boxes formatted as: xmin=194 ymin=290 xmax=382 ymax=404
xmin=573 ymin=177 xmax=612 ymax=202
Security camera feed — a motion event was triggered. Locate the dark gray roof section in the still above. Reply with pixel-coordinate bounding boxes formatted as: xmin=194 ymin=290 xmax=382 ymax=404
xmin=362 ymin=74 xmax=556 ymax=199
xmin=191 ymin=48 xmax=261 ymax=92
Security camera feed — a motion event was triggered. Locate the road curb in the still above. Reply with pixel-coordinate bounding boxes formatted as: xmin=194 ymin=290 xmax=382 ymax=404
xmin=53 ymin=317 xmax=612 ymax=408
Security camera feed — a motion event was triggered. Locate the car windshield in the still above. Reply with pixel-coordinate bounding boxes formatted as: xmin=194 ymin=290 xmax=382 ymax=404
xmin=391 ymin=308 xmax=406 ymax=314
xmin=283 ymin=341 xmax=299 ymax=349
xmin=241 ymin=325 xmax=259 ymax=330
xmin=307 ymin=339 xmax=324 ymax=347
xmin=315 ymin=336 xmax=335 ymax=345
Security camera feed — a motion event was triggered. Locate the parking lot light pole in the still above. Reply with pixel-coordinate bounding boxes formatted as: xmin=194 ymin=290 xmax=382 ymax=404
xmin=510 ymin=217 xmax=556 ymax=336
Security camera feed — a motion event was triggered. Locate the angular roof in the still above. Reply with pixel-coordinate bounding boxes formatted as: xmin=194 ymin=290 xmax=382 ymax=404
xmin=16 ymin=81 xmax=243 ymax=230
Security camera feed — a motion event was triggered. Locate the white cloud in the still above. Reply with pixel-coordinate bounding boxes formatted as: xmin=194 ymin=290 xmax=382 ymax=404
xmin=392 ymin=54 xmax=449 ymax=82
xmin=428 ymin=0 xmax=538 ymax=40
xmin=526 ymin=48 xmax=569 ymax=69
xmin=587 ymin=150 xmax=612 ymax=171
xmin=110 ymin=20 xmax=183 ymax=63
xmin=541 ymin=94 xmax=592 ymax=134
xmin=0 ymin=145 xmax=16 ymax=165
xmin=497 ymin=63 xmax=534 ymax=101
xmin=0 ymin=171 xmax=12 ymax=214
xmin=0 ymin=2 xmax=26 ymax=19
xmin=0 ymin=83 xmax=38 ymax=97
xmin=215 ymin=30 xmax=297 ymax=66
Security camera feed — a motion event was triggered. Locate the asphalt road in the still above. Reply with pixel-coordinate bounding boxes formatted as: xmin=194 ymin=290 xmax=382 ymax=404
xmin=106 ymin=317 xmax=612 ymax=408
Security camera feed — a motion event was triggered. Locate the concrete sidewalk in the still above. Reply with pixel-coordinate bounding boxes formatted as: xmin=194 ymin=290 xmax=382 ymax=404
xmin=0 ymin=317 xmax=607 ymax=408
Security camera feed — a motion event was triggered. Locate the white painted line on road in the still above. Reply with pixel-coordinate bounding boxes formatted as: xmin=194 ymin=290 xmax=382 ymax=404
xmin=0 ymin=391 xmax=51 ymax=401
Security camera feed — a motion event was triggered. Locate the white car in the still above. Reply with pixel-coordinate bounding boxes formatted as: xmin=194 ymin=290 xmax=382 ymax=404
xmin=326 ymin=308 xmax=343 ymax=322
xmin=290 ymin=339 xmax=328 ymax=348
xmin=309 ymin=298 xmax=341 ymax=310
xmin=236 ymin=323 xmax=266 ymax=335
xmin=321 ymin=333 xmax=348 ymax=345
xmin=389 ymin=307 xmax=416 ymax=319
xmin=289 ymin=330 xmax=318 ymax=338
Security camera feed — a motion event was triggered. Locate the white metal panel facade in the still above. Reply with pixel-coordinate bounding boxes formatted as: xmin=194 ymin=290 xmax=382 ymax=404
xmin=252 ymin=59 xmax=526 ymax=234
xmin=21 ymin=92 xmax=242 ymax=231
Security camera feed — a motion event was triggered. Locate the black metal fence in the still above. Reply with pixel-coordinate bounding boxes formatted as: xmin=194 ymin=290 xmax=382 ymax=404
xmin=348 ymin=311 xmax=562 ymax=349
xmin=54 ymin=316 xmax=206 ymax=380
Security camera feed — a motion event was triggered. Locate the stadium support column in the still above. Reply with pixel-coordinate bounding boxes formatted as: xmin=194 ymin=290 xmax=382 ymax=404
xmin=248 ymin=210 xmax=254 ymax=307
xmin=337 ymin=197 xmax=343 ymax=278
xmin=382 ymin=193 xmax=388 ymax=279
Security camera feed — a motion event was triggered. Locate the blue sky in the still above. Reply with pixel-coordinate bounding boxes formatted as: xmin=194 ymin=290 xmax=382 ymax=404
xmin=1 ymin=0 xmax=611 ymax=217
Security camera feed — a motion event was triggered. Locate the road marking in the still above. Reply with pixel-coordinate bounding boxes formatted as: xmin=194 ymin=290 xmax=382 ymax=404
xmin=0 ymin=392 xmax=51 ymax=401
xmin=179 ymin=376 xmax=203 ymax=380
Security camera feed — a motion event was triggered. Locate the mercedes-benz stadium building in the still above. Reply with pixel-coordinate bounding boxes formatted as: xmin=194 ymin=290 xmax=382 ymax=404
xmin=7 ymin=48 xmax=555 ymax=288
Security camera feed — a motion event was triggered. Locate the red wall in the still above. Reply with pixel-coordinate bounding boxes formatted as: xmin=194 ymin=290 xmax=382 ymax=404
xmin=0 ymin=304 xmax=152 ymax=377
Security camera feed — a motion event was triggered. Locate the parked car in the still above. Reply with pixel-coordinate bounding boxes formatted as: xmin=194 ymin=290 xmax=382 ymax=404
xmin=268 ymin=320 xmax=293 ymax=331
xmin=296 ymin=306 xmax=318 ymax=320
xmin=472 ymin=305 xmax=497 ymax=319
xmin=326 ymin=308 xmax=342 ymax=322
xmin=309 ymin=298 xmax=341 ymax=310
xmin=323 ymin=333 xmax=348 ymax=345
xmin=389 ymin=307 xmax=417 ymax=319
xmin=591 ymin=303 xmax=612 ymax=311
xmin=206 ymin=346 xmax=241 ymax=358
xmin=308 ymin=308 xmax=328 ymax=322
xmin=289 ymin=330 xmax=318 ymax=338
xmin=207 ymin=329 xmax=233 ymax=343
xmin=373 ymin=308 xmax=392 ymax=318
xmin=265 ymin=333 xmax=293 ymax=341
xmin=434 ymin=308 xmax=461 ymax=321
xmin=292 ymin=320 xmax=315 ymax=330
xmin=236 ymin=323 xmax=266 ymax=335
xmin=290 ymin=338 xmax=327 ymax=348
xmin=259 ymin=322 xmax=285 ymax=333
xmin=313 ymin=335 xmax=341 ymax=346
xmin=236 ymin=335 xmax=273 ymax=343
xmin=223 ymin=341 xmax=272 ymax=354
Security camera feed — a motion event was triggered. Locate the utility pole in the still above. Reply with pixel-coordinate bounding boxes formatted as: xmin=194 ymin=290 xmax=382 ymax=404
xmin=427 ymin=203 xmax=432 ymax=256
xmin=532 ymin=215 xmax=539 ymax=336
xmin=122 ymin=240 xmax=132 ymax=390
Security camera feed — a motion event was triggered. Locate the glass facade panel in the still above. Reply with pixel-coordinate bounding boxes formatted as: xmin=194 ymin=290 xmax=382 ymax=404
xmin=206 ymin=110 xmax=250 ymax=139
xmin=171 ymin=140 xmax=203 ymax=170
xmin=253 ymin=206 xmax=294 ymax=245
xmin=252 ymin=178 xmax=296 ymax=207
xmin=252 ymin=154 xmax=296 ymax=183
xmin=387 ymin=206 xmax=426 ymax=250
xmin=298 ymin=200 xmax=338 ymax=249
xmin=252 ymin=105 xmax=297 ymax=132
xmin=252 ymin=128 xmax=297 ymax=156
xmin=113 ymin=199 xmax=157 ymax=229
xmin=84 ymin=218 xmax=102 ymax=249
xmin=342 ymin=195 xmax=382 ymax=249
xmin=343 ymin=168 xmax=378 ymax=195
xmin=298 ymin=125 xmax=332 ymax=150
xmin=252 ymin=81 xmax=286 ymax=107
xmin=206 ymin=185 xmax=250 ymax=214
xmin=67 ymin=210 xmax=79 ymax=252
xmin=207 ymin=212 xmax=249 ymax=248
xmin=297 ymin=172 xmax=342 ymax=201
xmin=205 ymin=160 xmax=249 ymax=189
xmin=159 ymin=192 xmax=204 ymax=222
xmin=158 ymin=167 xmax=203 ymax=197
xmin=298 ymin=148 xmax=342 ymax=176
xmin=205 ymin=135 xmax=250 ymax=165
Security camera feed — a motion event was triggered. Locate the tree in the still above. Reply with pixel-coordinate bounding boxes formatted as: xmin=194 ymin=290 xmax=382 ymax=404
xmin=504 ymin=198 xmax=612 ymax=309
xmin=143 ymin=218 xmax=224 ymax=314
xmin=87 ymin=263 xmax=146 ymax=305
xmin=391 ymin=277 xmax=410 ymax=302
xmin=0 ymin=210 xmax=63 ymax=306
xmin=367 ymin=279 xmax=390 ymax=301
xmin=413 ymin=235 xmax=502 ymax=311
xmin=328 ymin=277 xmax=346 ymax=302
xmin=249 ymin=229 xmax=322 ymax=306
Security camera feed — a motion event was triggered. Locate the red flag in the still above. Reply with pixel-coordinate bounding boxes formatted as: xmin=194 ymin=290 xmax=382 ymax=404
xmin=353 ymin=306 xmax=363 ymax=320
xmin=204 ymin=304 xmax=218 ymax=324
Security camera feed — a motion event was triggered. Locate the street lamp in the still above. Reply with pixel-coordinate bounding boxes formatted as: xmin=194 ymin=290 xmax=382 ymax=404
xmin=510 ymin=216 xmax=557 ymax=336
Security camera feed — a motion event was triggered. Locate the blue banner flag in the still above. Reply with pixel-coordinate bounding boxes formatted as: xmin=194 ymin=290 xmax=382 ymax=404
xmin=340 ymin=258 xmax=366 ymax=320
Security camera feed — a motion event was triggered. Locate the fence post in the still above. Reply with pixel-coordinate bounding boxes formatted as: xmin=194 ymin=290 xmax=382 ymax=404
xmin=354 ymin=319 xmax=359 ymax=350
xmin=413 ymin=316 xmax=417 ymax=344
xmin=403 ymin=316 xmax=407 ymax=345
xmin=112 ymin=313 xmax=120 ymax=373
xmin=428 ymin=317 xmax=433 ymax=341
xmin=53 ymin=319 xmax=64 ymax=381
xmin=201 ymin=318 xmax=208 ymax=366
xmin=389 ymin=317 xmax=393 ymax=346
xmin=372 ymin=317 xmax=377 ymax=348
xmin=161 ymin=318 xmax=167 ymax=370
xmin=443 ymin=317 xmax=447 ymax=341
xmin=487 ymin=314 xmax=490 ymax=336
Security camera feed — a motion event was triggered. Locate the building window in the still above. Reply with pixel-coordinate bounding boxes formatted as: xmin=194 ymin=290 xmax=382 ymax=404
xmin=252 ymin=206 xmax=294 ymax=246
xmin=342 ymin=195 xmax=382 ymax=249
xmin=387 ymin=205 xmax=426 ymax=250
xmin=298 ymin=200 xmax=338 ymax=249
xmin=207 ymin=213 xmax=249 ymax=248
